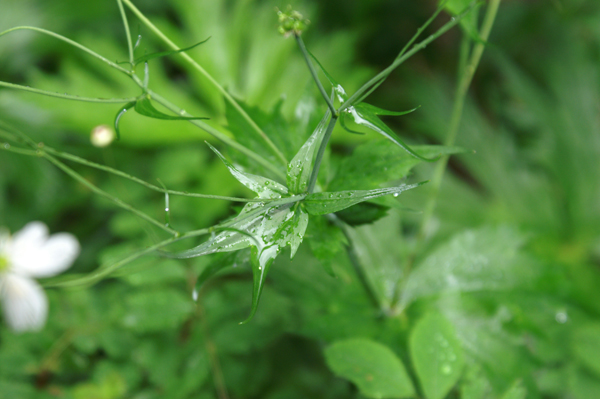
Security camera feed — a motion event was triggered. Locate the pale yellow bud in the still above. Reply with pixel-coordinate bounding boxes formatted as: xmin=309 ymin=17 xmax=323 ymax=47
xmin=90 ymin=125 xmax=115 ymax=147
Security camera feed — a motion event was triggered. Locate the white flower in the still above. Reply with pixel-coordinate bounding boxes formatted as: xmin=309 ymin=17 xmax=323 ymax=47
xmin=0 ymin=222 xmax=79 ymax=332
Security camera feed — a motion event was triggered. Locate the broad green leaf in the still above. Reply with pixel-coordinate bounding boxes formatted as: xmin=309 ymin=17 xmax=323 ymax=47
xmin=399 ymin=226 xmax=541 ymax=309
xmin=410 ymin=312 xmax=465 ymax=399
xmin=325 ymin=338 xmax=415 ymax=398
xmin=132 ymin=37 xmax=211 ymax=66
xmin=122 ymin=289 xmax=195 ymax=332
xmin=287 ymin=110 xmax=330 ymax=194
xmin=572 ymin=323 xmax=600 ymax=377
xmin=134 ymin=97 xmax=209 ymax=121
xmin=344 ymin=103 xmax=438 ymax=161
xmin=329 ymin=140 xmax=467 ymax=191
xmin=460 ymin=364 xmax=493 ymax=399
xmin=304 ymin=183 xmax=423 ymax=216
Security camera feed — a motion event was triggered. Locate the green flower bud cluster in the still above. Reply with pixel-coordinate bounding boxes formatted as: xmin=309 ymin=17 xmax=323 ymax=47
xmin=276 ymin=6 xmax=309 ymax=36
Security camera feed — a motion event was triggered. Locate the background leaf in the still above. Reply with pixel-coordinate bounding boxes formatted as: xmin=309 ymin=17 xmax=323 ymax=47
xmin=325 ymin=338 xmax=415 ymax=398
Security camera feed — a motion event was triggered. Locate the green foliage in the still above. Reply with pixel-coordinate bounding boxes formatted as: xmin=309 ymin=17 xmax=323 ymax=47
xmin=1 ymin=0 xmax=600 ymax=398
xmin=325 ymin=338 xmax=415 ymax=398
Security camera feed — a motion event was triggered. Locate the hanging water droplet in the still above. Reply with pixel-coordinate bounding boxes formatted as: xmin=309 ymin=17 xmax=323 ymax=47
xmin=192 ymin=289 xmax=199 ymax=302
xmin=393 ymin=193 xmax=399 ymax=197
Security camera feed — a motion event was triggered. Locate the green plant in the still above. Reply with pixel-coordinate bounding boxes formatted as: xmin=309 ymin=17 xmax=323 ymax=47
xmin=1 ymin=0 xmax=600 ymax=398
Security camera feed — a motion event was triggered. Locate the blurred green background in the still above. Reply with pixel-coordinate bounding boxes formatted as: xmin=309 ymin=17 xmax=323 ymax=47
xmin=1 ymin=0 xmax=600 ymax=398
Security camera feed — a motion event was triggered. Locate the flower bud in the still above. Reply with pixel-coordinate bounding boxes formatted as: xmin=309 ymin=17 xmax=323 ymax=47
xmin=90 ymin=125 xmax=115 ymax=147
xmin=276 ymin=6 xmax=309 ymax=37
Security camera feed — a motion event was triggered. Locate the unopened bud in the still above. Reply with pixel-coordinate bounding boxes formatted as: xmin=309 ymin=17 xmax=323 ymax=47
xmin=276 ymin=6 xmax=309 ymax=37
xmin=90 ymin=125 xmax=115 ymax=147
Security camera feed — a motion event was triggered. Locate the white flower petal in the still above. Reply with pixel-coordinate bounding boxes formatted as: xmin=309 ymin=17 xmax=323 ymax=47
xmin=0 ymin=274 xmax=48 ymax=332
xmin=0 ymin=229 xmax=10 ymax=256
xmin=11 ymin=223 xmax=80 ymax=278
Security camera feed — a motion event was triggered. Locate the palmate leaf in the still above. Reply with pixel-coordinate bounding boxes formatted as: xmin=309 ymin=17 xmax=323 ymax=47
xmin=167 ymin=143 xmax=310 ymax=323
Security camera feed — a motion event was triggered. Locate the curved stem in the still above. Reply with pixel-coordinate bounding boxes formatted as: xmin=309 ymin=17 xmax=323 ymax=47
xmin=0 ymin=26 xmax=132 ymax=76
xmin=42 ymin=146 xmax=265 ymax=202
xmin=121 ymin=0 xmax=288 ymax=166
xmin=0 ymin=81 xmax=137 ymax=103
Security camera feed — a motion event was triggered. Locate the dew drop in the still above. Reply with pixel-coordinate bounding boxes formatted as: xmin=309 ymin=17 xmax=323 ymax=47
xmin=265 ymin=181 xmax=270 ymax=185
xmin=329 ymin=193 xmax=334 ymax=198
xmin=3 ymin=143 xmax=9 ymax=149
xmin=441 ymin=364 xmax=452 ymax=375
xmin=192 ymin=289 xmax=199 ymax=302
xmin=393 ymin=193 xmax=399 ymax=197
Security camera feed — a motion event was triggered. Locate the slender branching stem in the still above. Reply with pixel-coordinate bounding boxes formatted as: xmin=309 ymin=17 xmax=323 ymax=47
xmin=418 ymin=0 xmax=501 ymax=241
xmin=0 ymin=26 xmax=132 ymax=76
xmin=121 ymin=0 xmax=288 ymax=166
xmin=0 ymin=81 xmax=137 ymax=103
xmin=116 ymin=0 xmax=135 ymax=68
xmin=338 ymin=1 xmax=478 ymax=112
xmin=307 ymin=115 xmax=338 ymax=194
xmin=42 ymin=147 xmax=265 ymax=202
xmin=42 ymin=152 xmax=179 ymax=236
xmin=294 ymin=33 xmax=337 ymax=116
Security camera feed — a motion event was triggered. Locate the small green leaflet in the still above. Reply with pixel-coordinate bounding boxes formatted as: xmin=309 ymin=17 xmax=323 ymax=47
xmin=304 ymin=183 xmax=424 ymax=216
xmin=325 ymin=338 xmax=415 ymax=398
xmin=410 ymin=312 xmax=465 ymax=399
xmin=114 ymin=97 xmax=209 ymax=140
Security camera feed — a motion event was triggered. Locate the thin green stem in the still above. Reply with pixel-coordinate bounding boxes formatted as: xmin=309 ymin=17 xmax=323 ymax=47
xmin=353 ymin=2 xmax=448 ymax=106
xmin=41 ymin=151 xmax=178 ymax=235
xmin=121 ymin=0 xmax=288 ymax=166
xmin=307 ymin=115 xmax=338 ymax=194
xmin=143 ymin=88 xmax=285 ymax=180
xmin=294 ymin=33 xmax=337 ymax=116
xmin=0 ymin=81 xmax=137 ymax=103
xmin=116 ymin=0 xmax=135 ymax=67
xmin=42 ymin=146 xmax=265 ymax=202
xmin=339 ymin=1 xmax=478 ymax=112
xmin=418 ymin=0 xmax=500 ymax=241
xmin=0 ymin=26 xmax=132 ymax=75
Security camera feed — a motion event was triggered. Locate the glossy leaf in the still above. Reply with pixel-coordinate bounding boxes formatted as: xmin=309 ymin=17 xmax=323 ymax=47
xmin=410 ymin=312 xmax=465 ymax=399
xmin=287 ymin=110 xmax=330 ymax=194
xmin=344 ymin=103 xmax=438 ymax=161
xmin=399 ymin=226 xmax=542 ymax=309
xmin=132 ymin=37 xmax=210 ymax=66
xmin=328 ymin=140 xmax=467 ymax=191
xmin=306 ymin=215 xmax=347 ymax=277
xmin=304 ymin=183 xmax=423 ymax=216
xmin=325 ymin=338 xmax=415 ymax=398
xmin=134 ymin=97 xmax=209 ymax=121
